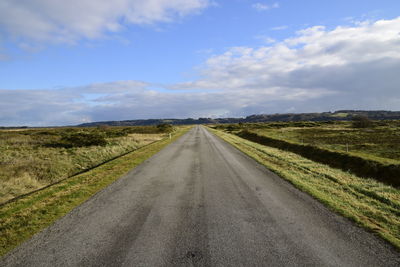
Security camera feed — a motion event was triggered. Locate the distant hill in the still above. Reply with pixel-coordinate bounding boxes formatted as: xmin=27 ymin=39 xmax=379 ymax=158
xmin=77 ymin=110 xmax=400 ymax=127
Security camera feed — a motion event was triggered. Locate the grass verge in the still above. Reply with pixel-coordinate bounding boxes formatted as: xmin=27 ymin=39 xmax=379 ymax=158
xmin=237 ymin=130 xmax=400 ymax=187
xmin=209 ymin=128 xmax=400 ymax=250
xmin=0 ymin=126 xmax=191 ymax=257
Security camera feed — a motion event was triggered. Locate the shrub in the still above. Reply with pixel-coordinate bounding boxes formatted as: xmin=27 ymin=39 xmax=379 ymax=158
xmin=156 ymin=123 xmax=174 ymax=133
xmin=352 ymin=115 xmax=373 ymax=128
xmin=98 ymin=127 xmax=129 ymax=138
xmin=226 ymin=125 xmax=237 ymax=132
xmin=60 ymin=131 xmax=107 ymax=147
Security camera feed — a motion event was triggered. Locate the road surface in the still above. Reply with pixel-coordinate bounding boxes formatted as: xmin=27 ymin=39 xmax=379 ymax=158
xmin=1 ymin=126 xmax=399 ymax=266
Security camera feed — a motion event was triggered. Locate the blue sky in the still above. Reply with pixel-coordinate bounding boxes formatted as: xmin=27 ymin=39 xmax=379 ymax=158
xmin=0 ymin=0 xmax=400 ymax=125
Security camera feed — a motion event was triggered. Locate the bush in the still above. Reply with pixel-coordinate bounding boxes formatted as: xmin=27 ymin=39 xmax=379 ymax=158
xmin=352 ymin=115 xmax=373 ymax=128
xmin=60 ymin=131 xmax=107 ymax=147
xmin=226 ymin=125 xmax=237 ymax=132
xmin=156 ymin=123 xmax=174 ymax=133
xmin=97 ymin=127 xmax=129 ymax=138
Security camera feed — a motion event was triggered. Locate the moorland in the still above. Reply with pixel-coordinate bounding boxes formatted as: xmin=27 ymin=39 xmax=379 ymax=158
xmin=0 ymin=125 xmax=173 ymax=203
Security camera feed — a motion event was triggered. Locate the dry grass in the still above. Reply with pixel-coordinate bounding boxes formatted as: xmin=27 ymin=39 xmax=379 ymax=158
xmin=210 ymin=128 xmax=400 ymax=250
xmin=0 ymin=128 xmax=164 ymax=203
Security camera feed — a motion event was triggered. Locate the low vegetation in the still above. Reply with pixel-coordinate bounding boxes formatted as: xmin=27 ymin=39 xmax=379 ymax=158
xmin=213 ymin=120 xmax=400 ymax=186
xmin=0 ymin=126 xmax=190 ymax=257
xmin=76 ymin=110 xmax=400 ymax=127
xmin=214 ymin=120 xmax=400 ymax=164
xmin=209 ymin=128 xmax=400 ymax=250
xmin=0 ymin=125 xmax=175 ymax=203
xmin=352 ymin=115 xmax=374 ymax=128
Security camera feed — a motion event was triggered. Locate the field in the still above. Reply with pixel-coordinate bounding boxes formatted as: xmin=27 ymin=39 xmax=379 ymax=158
xmin=0 ymin=125 xmax=173 ymax=203
xmin=213 ymin=120 xmax=400 ymax=187
xmin=252 ymin=121 xmax=400 ymax=165
xmin=209 ymin=127 xmax=400 ymax=250
xmin=217 ymin=120 xmax=400 ymax=165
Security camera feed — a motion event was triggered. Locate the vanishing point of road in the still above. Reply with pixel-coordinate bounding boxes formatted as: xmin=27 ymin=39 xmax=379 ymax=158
xmin=2 ymin=126 xmax=399 ymax=266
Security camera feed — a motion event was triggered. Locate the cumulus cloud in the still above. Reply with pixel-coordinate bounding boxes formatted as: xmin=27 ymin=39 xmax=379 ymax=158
xmin=1 ymin=17 xmax=400 ymax=126
xmin=0 ymin=89 xmax=86 ymax=126
xmin=171 ymin=17 xmax=400 ymax=113
xmin=252 ymin=2 xmax=279 ymax=11
xmin=0 ymin=0 xmax=210 ymax=43
xmin=175 ymin=18 xmax=400 ymax=93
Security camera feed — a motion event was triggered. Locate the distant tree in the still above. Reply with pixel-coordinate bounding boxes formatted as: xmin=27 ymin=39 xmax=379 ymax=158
xmin=352 ymin=115 xmax=373 ymax=128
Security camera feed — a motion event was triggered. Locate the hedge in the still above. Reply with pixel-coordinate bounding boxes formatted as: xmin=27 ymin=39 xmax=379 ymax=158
xmin=237 ymin=130 xmax=400 ymax=187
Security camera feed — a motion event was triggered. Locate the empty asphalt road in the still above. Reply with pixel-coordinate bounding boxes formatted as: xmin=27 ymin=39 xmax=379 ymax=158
xmin=2 ymin=126 xmax=399 ymax=266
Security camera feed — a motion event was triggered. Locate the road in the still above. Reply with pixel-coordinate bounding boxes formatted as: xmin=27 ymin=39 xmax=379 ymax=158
xmin=1 ymin=126 xmax=399 ymax=266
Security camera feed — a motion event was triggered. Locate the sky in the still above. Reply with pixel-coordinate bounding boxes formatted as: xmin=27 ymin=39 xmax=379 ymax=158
xmin=0 ymin=0 xmax=400 ymax=126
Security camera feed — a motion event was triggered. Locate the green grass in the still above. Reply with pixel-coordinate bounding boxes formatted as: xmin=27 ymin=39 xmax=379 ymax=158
xmin=242 ymin=121 xmax=400 ymax=165
xmin=213 ymin=121 xmax=400 ymax=186
xmin=209 ymin=128 xmax=400 ymax=250
xmin=0 ymin=126 xmax=191 ymax=257
xmin=0 ymin=126 xmax=173 ymax=203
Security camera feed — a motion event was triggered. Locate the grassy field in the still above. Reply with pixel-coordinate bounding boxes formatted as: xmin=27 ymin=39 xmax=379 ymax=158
xmin=209 ymin=127 xmax=400 ymax=250
xmin=0 ymin=126 xmax=191 ymax=257
xmin=222 ymin=120 xmax=400 ymax=165
xmin=0 ymin=126 xmax=174 ymax=203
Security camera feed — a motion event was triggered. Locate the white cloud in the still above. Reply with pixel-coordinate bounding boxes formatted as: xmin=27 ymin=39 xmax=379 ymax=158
xmin=0 ymin=80 xmax=331 ymax=126
xmin=1 ymin=17 xmax=400 ymax=126
xmin=171 ymin=17 xmax=400 ymax=110
xmin=0 ymin=0 xmax=210 ymax=43
xmin=252 ymin=2 xmax=279 ymax=11
xmin=184 ymin=17 xmax=400 ymax=87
